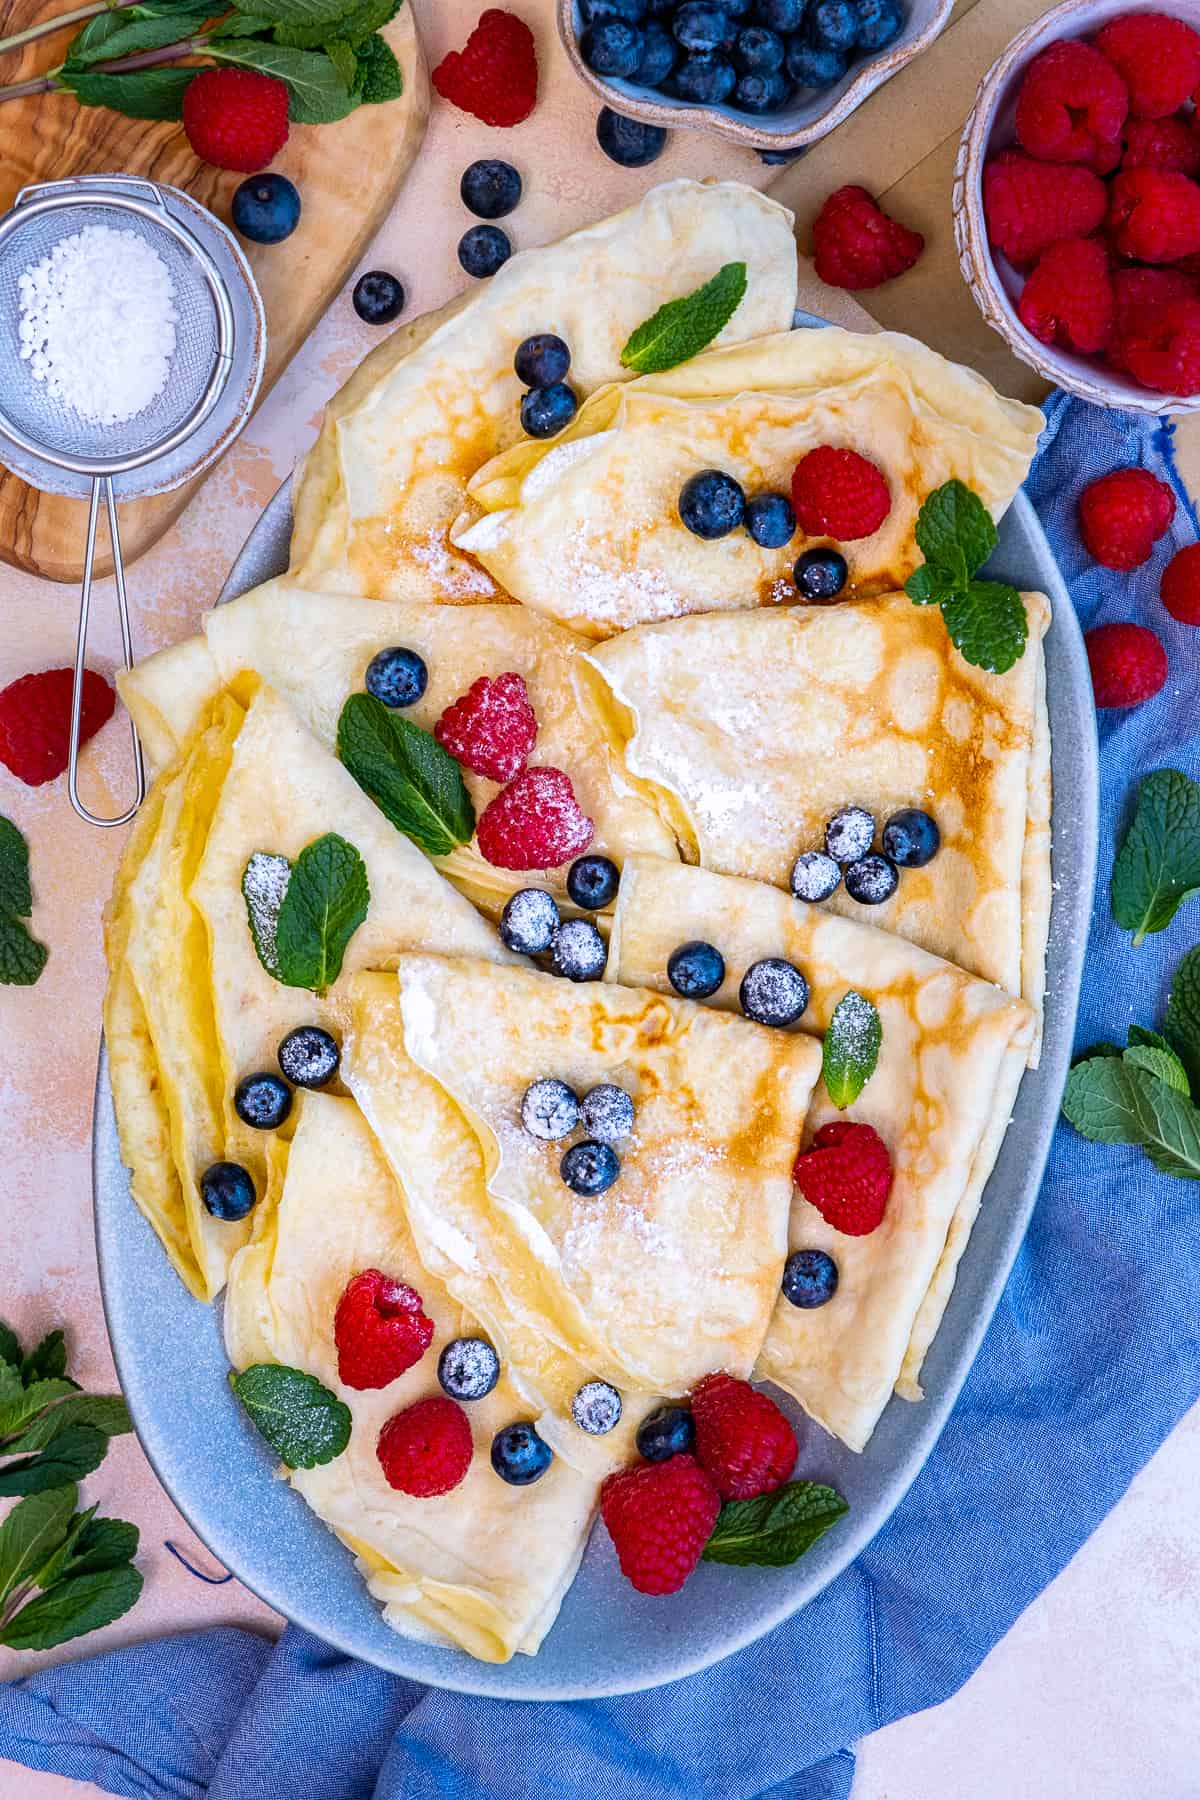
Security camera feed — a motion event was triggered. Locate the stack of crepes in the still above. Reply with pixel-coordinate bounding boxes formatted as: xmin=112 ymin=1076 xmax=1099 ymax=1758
xmin=104 ymin=179 xmax=1048 ymax=1664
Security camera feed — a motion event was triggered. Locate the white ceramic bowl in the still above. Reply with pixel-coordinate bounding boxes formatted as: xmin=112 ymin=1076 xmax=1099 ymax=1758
xmin=557 ymin=0 xmax=954 ymax=152
xmin=954 ymin=0 xmax=1200 ymax=414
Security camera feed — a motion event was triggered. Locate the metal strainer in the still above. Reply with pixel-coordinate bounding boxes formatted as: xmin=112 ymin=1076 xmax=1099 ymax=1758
xmin=0 ymin=175 xmax=266 ymax=825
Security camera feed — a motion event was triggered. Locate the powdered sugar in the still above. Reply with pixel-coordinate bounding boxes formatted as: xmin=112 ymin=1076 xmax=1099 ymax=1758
xmin=242 ymin=851 xmax=291 ymax=974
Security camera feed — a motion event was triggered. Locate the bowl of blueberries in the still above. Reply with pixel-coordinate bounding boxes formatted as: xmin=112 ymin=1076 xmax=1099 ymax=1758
xmin=558 ymin=0 xmax=953 ymax=149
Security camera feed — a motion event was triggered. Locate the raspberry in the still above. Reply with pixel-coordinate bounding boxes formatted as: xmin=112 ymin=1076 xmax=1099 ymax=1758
xmin=0 ymin=667 xmax=114 ymax=787
xmin=791 ymin=446 xmax=890 ymax=541
xmin=1109 ymin=266 xmax=1198 ymax=371
xmin=1107 ymin=168 xmax=1200 ymax=262
xmin=1119 ymin=296 xmax=1200 ymax=394
xmin=690 ymin=1372 xmax=797 ymax=1502
xmin=334 ymin=1268 xmax=434 ymax=1391
xmin=432 ymin=9 xmax=537 ymax=127
xmin=600 ymin=1454 xmax=720 ymax=1596
xmin=983 ymin=150 xmax=1108 ymax=266
xmin=377 ymin=1396 xmax=473 ymax=1497
xmin=1078 ymin=467 xmax=1175 ymax=569
xmin=434 ymin=672 xmax=537 ymax=782
xmin=811 ymin=186 xmax=924 ymax=290
xmin=1017 ymin=237 xmax=1113 ymax=353
xmin=1085 ymin=622 xmax=1168 ymax=707
xmin=1014 ymin=40 xmax=1128 ymax=169
xmin=476 ymin=766 xmax=593 ymax=869
xmin=1121 ymin=116 xmax=1200 ymax=177
xmin=182 ymin=69 xmax=289 ymax=173
xmin=793 ymin=1120 xmax=893 ymax=1237
xmin=1161 ymin=542 xmax=1200 ymax=624
xmin=1095 ymin=11 xmax=1200 ymax=118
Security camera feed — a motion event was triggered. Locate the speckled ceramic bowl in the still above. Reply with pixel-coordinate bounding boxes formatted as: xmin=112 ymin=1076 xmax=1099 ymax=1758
xmin=954 ymin=0 xmax=1200 ymax=413
xmin=557 ymin=0 xmax=954 ymax=151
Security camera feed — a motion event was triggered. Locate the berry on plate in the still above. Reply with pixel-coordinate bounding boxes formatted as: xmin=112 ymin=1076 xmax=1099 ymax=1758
xmin=739 ymin=957 xmax=810 ymax=1028
xmin=744 ymin=491 xmax=796 ymax=548
xmin=824 ymin=804 xmax=875 ymax=865
xmin=334 ymin=1268 xmax=434 ymax=1390
xmin=458 ymin=224 xmax=512 ymax=279
xmin=635 ymin=1403 xmax=695 ymax=1462
xmin=499 ymin=886 xmax=561 ymax=955
xmin=1078 ymin=466 xmax=1175 ymax=569
xmin=182 ymin=69 xmax=289 ymax=173
xmin=200 ymin=1161 xmax=256 ymax=1222
xmin=571 ymin=1380 xmax=623 ymax=1435
xmin=567 ymin=853 xmax=620 ymax=910
xmin=691 ymin=1370 xmax=797 ymax=1501
xmin=433 ymin=8 xmax=538 ymax=127
xmin=1017 ymin=237 xmax=1113 ymax=354
xmin=521 ymin=1077 xmax=581 ymax=1141
xmin=434 ymin=671 xmax=537 ymax=782
xmin=0 ymin=666 xmax=114 ymax=787
xmin=491 ymin=1420 xmax=554 ymax=1485
xmin=1161 ymin=542 xmax=1200 ymax=624
xmin=812 ymin=185 xmax=924 ymax=291
xmin=551 ymin=917 xmax=608 ymax=981
xmin=561 ymin=1139 xmax=620 ymax=1196
xmin=793 ymin=1119 xmax=893 ymax=1236
xmin=438 ymin=1337 xmax=501 ymax=1401
xmin=377 ymin=1396 xmax=473 ymax=1497
xmin=515 ymin=333 xmax=570 ymax=389
xmin=667 ymin=938 xmax=725 ymax=998
xmin=1085 ymin=621 xmax=1168 ymax=707
xmin=596 ymin=107 xmax=667 ymax=167
xmin=476 ymin=766 xmax=594 ymax=870
xmin=794 ymin=546 xmax=848 ymax=601
xmin=364 ymin=645 xmax=427 ymax=707
xmin=232 ymin=174 xmax=301 ymax=245
xmin=843 ymin=852 xmax=899 ymax=905
xmin=881 ymin=807 xmax=940 ymax=868
xmin=580 ymin=1083 xmax=635 ymax=1142
xmin=461 ymin=158 xmax=523 ymax=220
xmin=277 ymin=1025 xmax=340 ymax=1090
xmin=679 ymin=469 xmax=747 ymax=539
xmin=521 ymin=382 xmax=579 ymax=438
xmin=1013 ymin=40 xmax=1127 ymax=169
xmin=982 ymin=149 xmax=1107 ymax=265
xmin=791 ymin=446 xmax=890 ymax=540
xmin=790 ymin=849 xmax=841 ymax=903
xmin=600 ymin=1453 xmax=720 ymax=1595
xmin=781 ymin=1247 xmax=839 ymax=1309
xmin=1094 ymin=10 xmax=1200 ymax=119
xmin=353 ymin=272 xmax=406 ymax=326
xmin=233 ymin=1071 xmax=292 ymax=1131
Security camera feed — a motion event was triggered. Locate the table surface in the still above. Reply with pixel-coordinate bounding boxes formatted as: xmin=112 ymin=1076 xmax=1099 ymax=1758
xmin=2 ymin=1 xmax=1199 ymax=1795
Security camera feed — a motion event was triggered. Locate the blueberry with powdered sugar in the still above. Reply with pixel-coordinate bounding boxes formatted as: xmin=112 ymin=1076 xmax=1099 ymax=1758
xmin=739 ymin=957 xmax=810 ymax=1028
xmin=438 ymin=1337 xmax=501 ymax=1401
xmin=844 ymin=853 xmax=899 ymax=906
xmin=521 ymin=1078 xmax=580 ymax=1141
xmin=790 ymin=850 xmax=841 ymax=904
xmin=580 ymin=1083 xmax=635 ymax=1142
xmin=277 ymin=1026 xmax=340 ymax=1090
xmin=551 ymin=918 xmax=607 ymax=982
xmin=571 ymin=1380 xmax=623 ymax=1435
xmin=500 ymin=887 xmax=561 ymax=955
xmin=825 ymin=806 xmax=875 ymax=866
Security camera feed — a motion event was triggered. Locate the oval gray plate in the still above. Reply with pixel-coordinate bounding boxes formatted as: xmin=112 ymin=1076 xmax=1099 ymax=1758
xmin=94 ymin=474 xmax=1097 ymax=1701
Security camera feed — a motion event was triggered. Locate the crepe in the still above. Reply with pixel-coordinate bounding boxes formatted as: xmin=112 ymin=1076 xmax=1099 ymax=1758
xmin=224 ymin=1092 xmax=599 ymax=1662
xmin=454 ymin=328 xmax=1044 ymax=636
xmin=607 ymin=856 xmax=1035 ymax=1450
xmin=582 ymin=589 xmax=1052 ymax=1039
xmin=343 ymin=955 xmax=821 ymax=1409
xmin=287 ymin=181 xmax=800 ymax=603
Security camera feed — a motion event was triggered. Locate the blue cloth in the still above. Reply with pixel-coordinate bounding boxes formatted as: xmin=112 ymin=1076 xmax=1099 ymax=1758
xmin=4 ymin=396 xmax=1199 ymax=1800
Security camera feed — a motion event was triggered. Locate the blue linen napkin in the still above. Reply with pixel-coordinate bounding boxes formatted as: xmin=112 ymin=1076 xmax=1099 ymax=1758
xmin=4 ymin=394 xmax=1200 ymax=1800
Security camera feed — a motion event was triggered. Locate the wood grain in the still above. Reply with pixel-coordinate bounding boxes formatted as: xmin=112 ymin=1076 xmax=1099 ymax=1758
xmin=0 ymin=0 xmax=428 ymax=582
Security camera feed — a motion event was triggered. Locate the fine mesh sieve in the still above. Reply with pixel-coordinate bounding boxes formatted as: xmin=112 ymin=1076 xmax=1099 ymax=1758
xmin=0 ymin=176 xmax=254 ymax=827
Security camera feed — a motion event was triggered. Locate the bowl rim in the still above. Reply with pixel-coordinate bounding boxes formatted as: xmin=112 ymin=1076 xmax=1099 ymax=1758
xmin=952 ymin=0 xmax=1200 ymax=414
xmin=556 ymin=0 xmax=956 ymax=151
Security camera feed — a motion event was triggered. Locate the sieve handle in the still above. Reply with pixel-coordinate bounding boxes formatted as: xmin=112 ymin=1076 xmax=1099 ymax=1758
xmin=68 ymin=476 xmax=146 ymax=829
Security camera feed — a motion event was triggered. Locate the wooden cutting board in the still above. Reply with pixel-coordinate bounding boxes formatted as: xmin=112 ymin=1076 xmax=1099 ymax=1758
xmin=0 ymin=2 xmax=428 ymax=582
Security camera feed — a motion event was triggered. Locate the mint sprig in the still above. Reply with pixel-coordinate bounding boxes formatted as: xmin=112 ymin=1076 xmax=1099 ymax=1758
xmin=703 ymin=1480 xmax=848 ymax=1568
xmin=0 ymin=817 xmax=48 ymax=987
xmin=1111 ymin=769 xmax=1200 ymax=945
xmin=1166 ymin=945 xmax=1200 ymax=1093
xmin=337 ymin=692 xmax=475 ymax=858
xmin=620 ymin=263 xmax=748 ymax=376
xmin=905 ymin=480 xmax=1028 ymax=675
xmin=230 ymin=1364 xmax=352 ymax=1469
xmin=821 ymin=990 xmax=882 ymax=1110
xmin=243 ymin=836 xmax=368 ymax=995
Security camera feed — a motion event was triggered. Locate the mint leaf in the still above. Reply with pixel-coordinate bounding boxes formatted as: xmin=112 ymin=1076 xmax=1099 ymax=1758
xmin=1073 ymin=1041 xmax=1124 ymax=1065
xmin=0 ymin=1325 xmax=20 ymax=1371
xmin=64 ymin=9 xmax=204 ymax=69
xmin=60 ymin=67 xmax=198 ymax=120
xmin=1112 ymin=770 xmax=1200 ymax=945
xmin=0 ymin=1426 xmax=109 ymax=1497
xmin=0 ymin=1487 xmax=77 ymax=1608
xmin=904 ymin=563 xmax=952 ymax=607
xmin=940 ymin=580 xmax=1028 ymax=676
xmin=6 ymin=1395 xmax=131 ymax=1458
xmin=354 ymin=30 xmax=402 ymax=102
xmin=231 ymin=0 xmax=355 ymax=25
xmin=0 ymin=1564 xmax=142 ymax=1651
xmin=325 ymin=36 xmax=357 ymax=87
xmin=230 ymin=1365 xmax=351 ymax=1469
xmin=337 ymin=693 xmax=475 ymax=857
xmin=1166 ymin=945 xmax=1200 ymax=1095
xmin=1125 ymin=1042 xmax=1189 ymax=1095
xmin=0 ymin=914 xmax=48 ymax=986
xmin=913 ymin=478 xmax=997 ymax=586
xmin=821 ymin=990 xmax=882 ymax=1110
xmin=1062 ymin=1056 xmax=1147 ymax=1145
xmin=620 ymin=263 xmax=748 ymax=375
xmin=0 ymin=1379 xmax=78 ymax=1440
xmin=703 ymin=1480 xmax=848 ymax=1568
xmin=274 ymin=0 xmax=400 ymax=48
xmin=1063 ymin=1056 xmax=1200 ymax=1177
xmin=29 ymin=1504 xmax=96 ymax=1590
xmin=273 ymin=832 xmax=369 ymax=995
xmin=209 ymin=40 xmax=356 ymax=122
xmin=0 ymin=817 xmax=33 ymax=919
xmin=906 ymin=482 xmax=1026 ymax=675
xmin=20 ymin=1330 xmax=66 ymax=1387
xmin=242 ymin=851 xmax=291 ymax=984
xmin=50 ymin=1515 xmax=139 ymax=1581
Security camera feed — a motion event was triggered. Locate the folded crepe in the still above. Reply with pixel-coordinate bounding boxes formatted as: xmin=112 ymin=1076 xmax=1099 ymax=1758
xmin=454 ymin=329 xmax=1044 ymax=636
xmin=607 ymin=857 xmax=1035 ymax=1451
xmin=225 ymin=1092 xmax=599 ymax=1662
xmin=287 ymin=180 xmax=800 ymax=602
xmin=583 ymin=590 xmax=1052 ymax=1043
xmin=343 ymin=954 xmax=821 ymax=1414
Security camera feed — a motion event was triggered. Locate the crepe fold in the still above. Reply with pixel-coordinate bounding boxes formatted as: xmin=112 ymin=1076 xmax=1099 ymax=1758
xmin=582 ymin=589 xmax=1052 ymax=1046
xmin=607 ymin=857 xmax=1035 ymax=1451
xmin=286 ymin=180 xmax=800 ymax=603
xmin=454 ymin=328 xmax=1044 ymax=636
xmin=225 ymin=1093 xmax=599 ymax=1662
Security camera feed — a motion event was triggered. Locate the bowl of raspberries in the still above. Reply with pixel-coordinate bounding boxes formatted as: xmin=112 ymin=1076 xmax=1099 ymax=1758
xmin=557 ymin=0 xmax=953 ymax=149
xmin=955 ymin=1 xmax=1200 ymax=410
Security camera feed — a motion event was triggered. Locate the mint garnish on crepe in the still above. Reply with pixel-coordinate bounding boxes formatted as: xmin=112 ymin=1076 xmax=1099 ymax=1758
xmin=906 ymin=480 xmax=1028 ymax=675
xmin=821 ymin=990 xmax=882 ymax=1110
xmin=337 ymin=692 xmax=475 ymax=857
xmin=702 ymin=1480 xmax=848 ymax=1569
xmin=230 ymin=1364 xmax=352 ymax=1469
xmin=1111 ymin=769 xmax=1200 ymax=945
xmin=620 ymin=262 xmax=748 ymax=376
xmin=242 ymin=832 xmax=369 ymax=995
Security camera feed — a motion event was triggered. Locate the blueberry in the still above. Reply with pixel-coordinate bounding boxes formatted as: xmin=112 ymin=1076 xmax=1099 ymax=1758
xmin=745 ymin=492 xmax=795 ymax=546
xmin=200 ymin=1161 xmax=256 ymax=1221
xmin=232 ymin=173 xmax=301 ymax=245
xmin=581 ymin=17 xmax=645 ymax=75
xmin=809 ymin=0 xmax=857 ymax=48
xmin=561 ymin=1139 xmax=620 ymax=1196
xmin=636 ymin=1403 xmax=695 ymax=1461
xmin=521 ymin=1077 xmax=581 ymax=1142
xmin=739 ymin=956 xmax=810 ymax=1027
xmin=668 ymin=51 xmax=736 ymax=103
xmin=571 ymin=1380 xmax=623 ymax=1435
xmin=365 ymin=644 xmax=428 ymax=707
xmin=786 ymin=37 xmax=847 ymax=84
xmin=882 ymin=808 xmax=940 ymax=868
xmin=756 ymin=0 xmax=804 ymax=28
xmin=596 ymin=106 xmax=668 ymax=165
xmin=844 ymin=852 xmax=900 ymax=905
xmin=352 ymin=270 xmax=405 ymax=325
xmin=580 ymin=0 xmax=645 ymax=19
xmin=438 ymin=1337 xmax=501 ymax=1401
xmin=233 ymin=1072 xmax=292 ymax=1131
xmin=723 ymin=0 xmax=753 ymax=15
xmin=460 ymin=158 xmax=522 ymax=220
xmin=491 ymin=1421 xmax=554 ymax=1485
xmin=734 ymin=23 xmax=785 ymax=70
xmin=758 ymin=143 xmax=807 ymax=164
xmin=277 ymin=1026 xmax=340 ymax=1090
xmin=679 ymin=469 xmax=746 ymax=539
xmin=634 ymin=17 xmax=678 ymax=84
xmin=500 ymin=887 xmax=561 ymax=955
xmin=854 ymin=0 xmax=903 ymax=50
xmin=551 ymin=919 xmax=607 ymax=982
xmin=580 ymin=1083 xmax=635 ymax=1142
xmin=566 ymin=854 xmax=620 ymax=910
xmin=794 ymin=547 xmax=848 ymax=601
xmin=514 ymin=333 xmax=570 ymax=388
xmin=667 ymin=939 xmax=725 ymax=998
xmin=825 ymin=805 xmax=875 ymax=865
xmin=458 ymin=225 xmax=511 ymax=279
xmin=673 ymin=1 xmax=729 ymax=51
xmin=790 ymin=849 xmax=841 ymax=903
xmin=734 ymin=69 xmax=790 ymax=109
xmin=782 ymin=1248 xmax=839 ymax=1308
xmin=521 ymin=381 xmax=578 ymax=438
